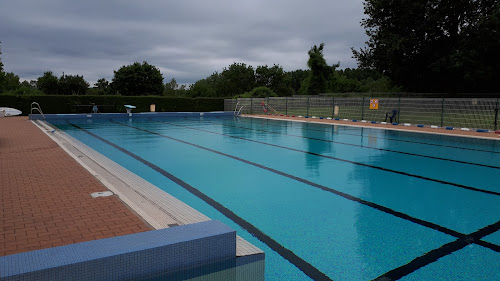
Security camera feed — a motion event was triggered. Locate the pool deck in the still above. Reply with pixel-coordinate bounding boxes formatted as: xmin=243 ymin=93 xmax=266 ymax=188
xmin=0 ymin=116 xmax=152 ymax=257
xmin=246 ymin=114 xmax=500 ymax=140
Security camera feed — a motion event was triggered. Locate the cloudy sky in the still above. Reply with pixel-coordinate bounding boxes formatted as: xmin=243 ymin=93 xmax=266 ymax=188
xmin=0 ymin=0 xmax=368 ymax=86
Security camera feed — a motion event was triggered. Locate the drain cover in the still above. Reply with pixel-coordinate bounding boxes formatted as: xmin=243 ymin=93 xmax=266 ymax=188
xmin=90 ymin=191 xmax=114 ymax=198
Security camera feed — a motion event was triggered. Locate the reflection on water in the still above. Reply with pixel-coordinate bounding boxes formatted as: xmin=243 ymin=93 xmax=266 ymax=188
xmin=302 ymin=123 xmax=334 ymax=176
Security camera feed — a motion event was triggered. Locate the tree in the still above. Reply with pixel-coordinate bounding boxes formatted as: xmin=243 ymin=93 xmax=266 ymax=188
xmin=217 ymin=63 xmax=255 ymax=97
xmin=189 ymin=63 xmax=255 ymax=97
xmin=0 ymin=72 xmax=21 ymax=94
xmin=328 ymin=72 xmax=363 ymax=93
xmin=306 ymin=43 xmax=331 ymax=95
xmin=353 ymin=0 xmax=500 ymax=92
xmin=240 ymin=86 xmax=278 ymax=98
xmin=111 ymin=62 xmax=164 ymax=96
xmin=164 ymin=78 xmax=178 ymax=96
xmin=0 ymin=42 xmax=3 ymax=73
xmin=255 ymin=64 xmax=292 ymax=96
xmin=0 ymin=72 xmax=20 ymax=91
xmin=89 ymin=78 xmax=110 ymax=95
xmin=189 ymin=74 xmax=218 ymax=97
xmin=95 ymin=78 xmax=109 ymax=90
xmin=37 ymin=71 xmax=59 ymax=94
xmin=59 ymin=74 xmax=89 ymax=95
xmin=286 ymin=69 xmax=309 ymax=95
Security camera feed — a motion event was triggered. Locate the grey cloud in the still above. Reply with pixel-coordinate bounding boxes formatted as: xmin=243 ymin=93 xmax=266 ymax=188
xmin=0 ymin=0 xmax=367 ymax=85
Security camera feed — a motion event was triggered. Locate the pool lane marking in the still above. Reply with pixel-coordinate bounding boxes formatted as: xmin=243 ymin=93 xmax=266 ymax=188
xmin=237 ymin=117 xmax=500 ymax=154
xmin=191 ymin=120 xmax=500 ymax=170
xmin=108 ymin=121 xmax=469 ymax=240
xmin=154 ymin=120 xmax=500 ymax=197
xmin=474 ymin=239 xmax=500 ymax=252
xmin=373 ymin=220 xmax=500 ymax=281
xmin=68 ymin=123 xmax=332 ymax=281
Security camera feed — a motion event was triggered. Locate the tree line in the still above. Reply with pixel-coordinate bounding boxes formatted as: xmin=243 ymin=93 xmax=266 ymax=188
xmin=0 ymin=44 xmax=398 ymax=97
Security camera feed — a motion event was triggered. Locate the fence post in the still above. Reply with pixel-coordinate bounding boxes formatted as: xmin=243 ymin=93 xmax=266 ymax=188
xmin=331 ymin=97 xmax=335 ymax=118
xmin=361 ymin=97 xmax=365 ymax=120
xmin=306 ymin=97 xmax=310 ymax=117
xmin=440 ymin=98 xmax=445 ymax=127
xmin=250 ymin=98 xmax=253 ymax=114
xmin=397 ymin=95 xmax=401 ymax=123
xmin=495 ymin=98 xmax=499 ymax=131
xmin=285 ymin=97 xmax=288 ymax=115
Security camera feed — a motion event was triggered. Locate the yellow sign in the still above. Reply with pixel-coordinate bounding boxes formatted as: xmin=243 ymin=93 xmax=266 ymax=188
xmin=369 ymin=99 xmax=379 ymax=110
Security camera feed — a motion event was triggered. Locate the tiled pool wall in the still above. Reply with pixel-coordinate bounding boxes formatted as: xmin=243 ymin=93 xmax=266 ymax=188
xmin=29 ymin=111 xmax=235 ymax=120
xmin=0 ymin=220 xmax=265 ymax=281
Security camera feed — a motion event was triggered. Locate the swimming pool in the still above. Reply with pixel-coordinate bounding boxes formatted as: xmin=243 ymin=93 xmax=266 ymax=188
xmin=50 ymin=116 xmax=500 ymax=280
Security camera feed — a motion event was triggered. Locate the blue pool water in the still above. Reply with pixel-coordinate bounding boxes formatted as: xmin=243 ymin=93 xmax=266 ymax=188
xmin=51 ymin=116 xmax=500 ymax=280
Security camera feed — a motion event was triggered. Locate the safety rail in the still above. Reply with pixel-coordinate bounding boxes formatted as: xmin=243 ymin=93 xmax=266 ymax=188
xmin=31 ymin=102 xmax=46 ymax=119
xmin=234 ymin=102 xmax=243 ymax=116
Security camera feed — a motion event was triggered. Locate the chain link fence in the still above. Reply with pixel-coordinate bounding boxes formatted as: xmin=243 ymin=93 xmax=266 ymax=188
xmin=225 ymin=97 xmax=500 ymax=130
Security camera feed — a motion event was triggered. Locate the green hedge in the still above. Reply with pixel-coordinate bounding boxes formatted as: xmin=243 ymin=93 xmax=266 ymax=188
xmin=0 ymin=95 xmax=225 ymax=115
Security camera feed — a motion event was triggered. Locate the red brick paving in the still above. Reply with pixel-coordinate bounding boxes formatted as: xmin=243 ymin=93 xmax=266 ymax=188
xmin=0 ymin=117 xmax=152 ymax=256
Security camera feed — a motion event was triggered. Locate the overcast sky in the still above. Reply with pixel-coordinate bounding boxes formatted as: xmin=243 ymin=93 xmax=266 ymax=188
xmin=0 ymin=0 xmax=368 ymax=86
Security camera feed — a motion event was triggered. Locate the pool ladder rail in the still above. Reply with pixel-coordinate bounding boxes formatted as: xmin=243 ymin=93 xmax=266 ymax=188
xmin=234 ymin=102 xmax=243 ymax=116
xmin=31 ymin=102 xmax=46 ymax=119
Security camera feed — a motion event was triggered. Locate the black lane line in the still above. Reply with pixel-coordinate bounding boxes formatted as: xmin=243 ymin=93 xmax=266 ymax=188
xmin=109 ymin=121 xmax=467 ymax=240
xmin=190 ymin=120 xmax=500 ymax=170
xmin=239 ymin=117 xmax=500 ymax=154
xmin=474 ymin=239 xmax=500 ymax=252
xmin=373 ymin=220 xmax=500 ymax=281
xmin=69 ymin=123 xmax=333 ymax=281
xmin=153 ymin=120 xmax=500 ymax=197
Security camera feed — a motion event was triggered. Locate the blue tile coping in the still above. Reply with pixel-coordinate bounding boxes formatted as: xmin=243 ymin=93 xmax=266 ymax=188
xmin=0 ymin=220 xmax=255 ymax=281
xmin=29 ymin=111 xmax=235 ymax=120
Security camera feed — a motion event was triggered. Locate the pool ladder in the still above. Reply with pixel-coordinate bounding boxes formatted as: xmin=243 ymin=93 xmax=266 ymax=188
xmin=31 ymin=102 xmax=46 ymax=119
xmin=234 ymin=102 xmax=243 ymax=116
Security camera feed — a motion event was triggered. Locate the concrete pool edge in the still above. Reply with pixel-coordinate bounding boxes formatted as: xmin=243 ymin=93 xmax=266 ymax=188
xmin=29 ymin=111 xmax=235 ymax=120
xmin=28 ymin=118 xmax=264 ymax=280
xmin=244 ymin=114 xmax=500 ymax=141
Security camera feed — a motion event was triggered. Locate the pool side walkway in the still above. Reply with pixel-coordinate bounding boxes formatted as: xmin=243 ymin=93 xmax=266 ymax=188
xmin=246 ymin=114 xmax=500 ymax=140
xmin=0 ymin=116 xmax=152 ymax=257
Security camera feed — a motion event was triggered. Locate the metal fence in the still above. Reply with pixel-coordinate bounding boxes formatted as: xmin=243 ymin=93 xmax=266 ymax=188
xmin=225 ymin=97 xmax=500 ymax=130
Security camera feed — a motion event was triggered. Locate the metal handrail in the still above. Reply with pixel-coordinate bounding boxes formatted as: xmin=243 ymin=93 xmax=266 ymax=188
xmin=236 ymin=106 xmax=243 ymax=116
xmin=234 ymin=102 xmax=240 ymax=115
xmin=31 ymin=102 xmax=46 ymax=119
xmin=234 ymin=102 xmax=243 ymax=116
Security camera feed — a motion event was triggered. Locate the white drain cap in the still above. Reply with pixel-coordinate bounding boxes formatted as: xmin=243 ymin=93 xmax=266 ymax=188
xmin=90 ymin=191 xmax=114 ymax=198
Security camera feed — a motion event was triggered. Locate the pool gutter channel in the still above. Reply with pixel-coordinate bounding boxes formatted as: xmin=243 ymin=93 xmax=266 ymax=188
xmin=31 ymin=120 xmax=263 ymax=258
